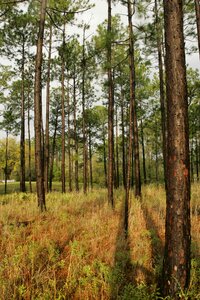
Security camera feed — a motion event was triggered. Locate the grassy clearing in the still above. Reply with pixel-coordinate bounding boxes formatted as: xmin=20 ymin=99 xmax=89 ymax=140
xmin=0 ymin=184 xmax=199 ymax=299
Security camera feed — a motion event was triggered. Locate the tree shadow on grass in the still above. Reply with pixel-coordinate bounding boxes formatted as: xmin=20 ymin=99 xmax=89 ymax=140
xmin=141 ymin=202 xmax=165 ymax=290
xmin=110 ymin=201 xmax=154 ymax=300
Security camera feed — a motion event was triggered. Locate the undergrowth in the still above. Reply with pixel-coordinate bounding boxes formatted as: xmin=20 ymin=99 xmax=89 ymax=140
xmin=0 ymin=184 xmax=199 ymax=299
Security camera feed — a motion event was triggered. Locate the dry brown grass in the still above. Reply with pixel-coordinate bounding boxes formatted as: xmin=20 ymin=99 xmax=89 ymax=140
xmin=0 ymin=184 xmax=199 ymax=299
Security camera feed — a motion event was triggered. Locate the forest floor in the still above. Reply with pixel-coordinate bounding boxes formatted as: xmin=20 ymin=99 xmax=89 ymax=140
xmin=0 ymin=184 xmax=199 ymax=299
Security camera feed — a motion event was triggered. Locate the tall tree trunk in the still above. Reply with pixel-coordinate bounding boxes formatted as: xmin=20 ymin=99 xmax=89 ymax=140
xmin=49 ymin=110 xmax=58 ymax=192
xmin=82 ymin=26 xmax=88 ymax=194
xmin=141 ymin=119 xmax=147 ymax=184
xmin=4 ymin=130 xmax=8 ymax=194
xmin=61 ymin=23 xmax=66 ymax=194
xmin=103 ymin=124 xmax=107 ymax=188
xmin=73 ymin=74 xmax=79 ymax=191
xmin=67 ymin=80 xmax=72 ymax=192
xmin=115 ymin=106 xmax=119 ymax=188
xmin=121 ymin=87 xmax=126 ymax=189
xmin=196 ymin=135 xmax=199 ymax=181
xmin=155 ymin=119 xmax=159 ymax=182
xmin=127 ymin=0 xmax=141 ymax=198
xmin=195 ymin=0 xmax=200 ymax=58
xmin=27 ymin=80 xmax=32 ymax=193
xmin=20 ymin=38 xmax=26 ymax=192
xmin=107 ymin=0 xmax=114 ymax=207
xmin=162 ymin=0 xmax=191 ymax=297
xmin=89 ymin=127 xmax=93 ymax=190
xmin=190 ymin=141 xmax=194 ymax=182
xmin=44 ymin=24 xmax=52 ymax=193
xmin=155 ymin=0 xmax=167 ymax=188
xmin=34 ymin=0 xmax=47 ymax=211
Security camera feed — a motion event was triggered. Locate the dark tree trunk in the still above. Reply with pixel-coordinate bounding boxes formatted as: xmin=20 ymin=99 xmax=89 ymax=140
xmin=127 ymin=0 xmax=141 ymax=198
xmin=115 ymin=106 xmax=119 ymax=188
xmin=49 ymin=110 xmax=58 ymax=192
xmin=82 ymin=26 xmax=88 ymax=194
xmin=196 ymin=135 xmax=199 ymax=181
xmin=107 ymin=0 xmax=114 ymax=208
xmin=155 ymin=119 xmax=159 ymax=182
xmin=162 ymin=0 xmax=191 ymax=297
xmin=61 ymin=23 xmax=66 ymax=194
xmin=20 ymin=38 xmax=26 ymax=193
xmin=195 ymin=0 xmax=200 ymax=58
xmin=44 ymin=25 xmax=52 ymax=193
xmin=4 ymin=131 xmax=8 ymax=194
xmin=73 ymin=74 xmax=79 ymax=191
xmin=67 ymin=80 xmax=72 ymax=192
xmin=121 ymin=88 xmax=126 ymax=189
xmin=27 ymin=80 xmax=32 ymax=193
xmin=34 ymin=0 xmax=47 ymax=211
xmin=103 ymin=124 xmax=107 ymax=188
xmin=155 ymin=0 xmax=167 ymax=188
xmin=141 ymin=119 xmax=147 ymax=184
xmin=89 ymin=127 xmax=93 ymax=190
xmin=190 ymin=141 xmax=194 ymax=182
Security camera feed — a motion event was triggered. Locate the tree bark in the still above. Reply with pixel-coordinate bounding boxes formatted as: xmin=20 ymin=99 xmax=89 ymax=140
xmin=127 ymin=0 xmax=141 ymax=198
xmin=49 ymin=109 xmax=58 ymax=192
xmin=4 ymin=130 xmax=8 ymax=194
xmin=141 ymin=119 xmax=147 ymax=184
xmin=155 ymin=0 xmax=167 ymax=188
xmin=34 ymin=0 xmax=47 ymax=211
xmin=196 ymin=135 xmax=199 ymax=181
xmin=20 ymin=37 xmax=26 ymax=192
xmin=107 ymin=0 xmax=114 ymax=207
xmin=82 ymin=26 xmax=88 ymax=194
xmin=155 ymin=119 xmax=159 ymax=182
xmin=44 ymin=24 xmax=52 ymax=193
xmin=27 ymin=79 xmax=32 ymax=193
xmin=61 ymin=23 xmax=66 ymax=194
xmin=121 ymin=87 xmax=126 ymax=189
xmin=67 ymin=80 xmax=72 ymax=192
xmin=89 ymin=127 xmax=93 ymax=189
xmin=115 ymin=105 xmax=119 ymax=188
xmin=73 ymin=74 xmax=79 ymax=191
xmin=103 ymin=123 xmax=107 ymax=188
xmin=195 ymin=0 xmax=200 ymax=59
xmin=162 ymin=0 xmax=191 ymax=297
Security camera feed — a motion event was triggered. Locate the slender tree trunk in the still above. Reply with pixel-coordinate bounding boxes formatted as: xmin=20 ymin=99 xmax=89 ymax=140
xmin=103 ymin=124 xmax=107 ymax=188
xmin=27 ymin=80 xmax=32 ymax=193
xmin=196 ymin=135 xmax=199 ymax=181
xmin=49 ymin=110 xmax=58 ymax=192
xmin=89 ymin=128 xmax=93 ymax=189
xmin=141 ymin=119 xmax=147 ymax=184
xmin=20 ymin=38 xmax=26 ymax=192
xmin=121 ymin=88 xmax=126 ymax=189
xmin=61 ymin=23 xmax=66 ymax=194
xmin=67 ymin=80 xmax=72 ymax=192
xmin=162 ymin=0 xmax=191 ymax=297
xmin=195 ymin=0 xmax=200 ymax=59
xmin=115 ymin=106 xmax=119 ymax=188
xmin=73 ymin=74 xmax=79 ymax=191
xmin=191 ymin=141 xmax=194 ymax=182
xmin=4 ymin=130 xmax=8 ymax=194
xmin=155 ymin=119 xmax=159 ymax=182
xmin=44 ymin=25 xmax=52 ymax=193
xmin=155 ymin=0 xmax=167 ymax=188
xmin=34 ymin=0 xmax=47 ymax=211
xmin=82 ymin=26 xmax=88 ymax=194
xmin=127 ymin=0 xmax=141 ymax=198
xmin=107 ymin=0 xmax=114 ymax=207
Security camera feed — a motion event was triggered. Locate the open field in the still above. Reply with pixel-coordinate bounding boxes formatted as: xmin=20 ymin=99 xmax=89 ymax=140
xmin=0 ymin=184 xmax=199 ymax=299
